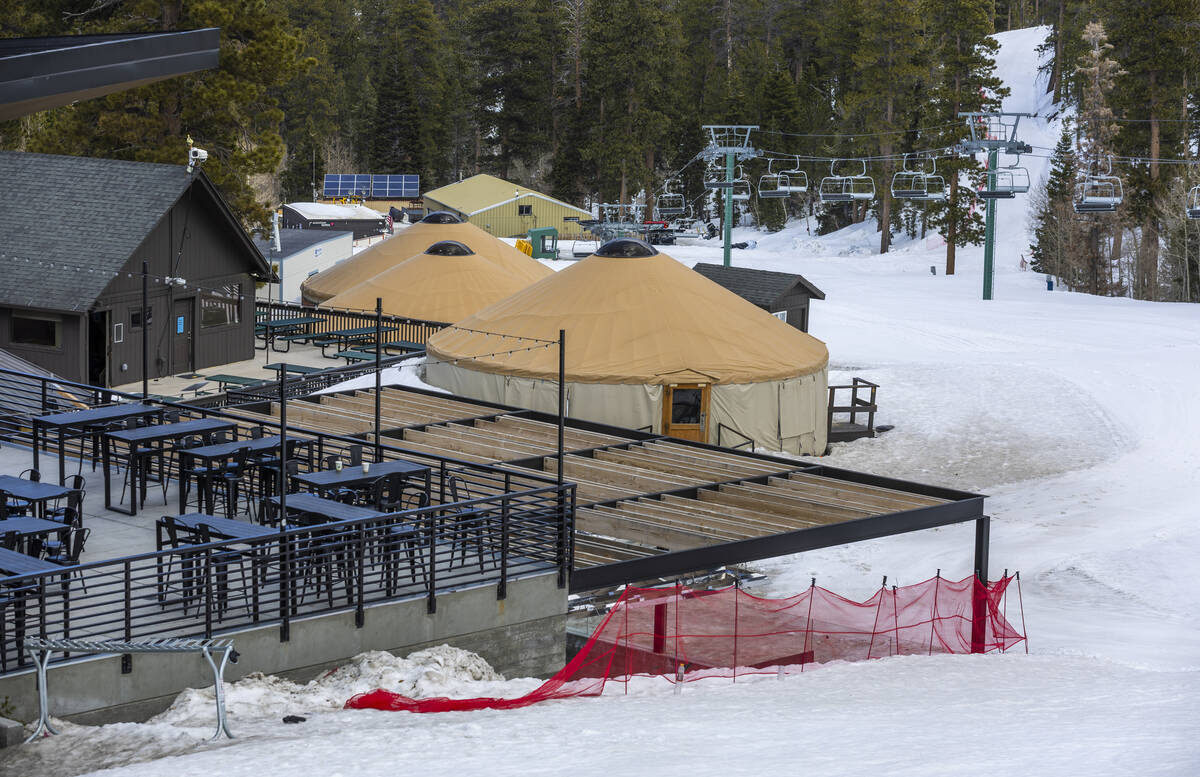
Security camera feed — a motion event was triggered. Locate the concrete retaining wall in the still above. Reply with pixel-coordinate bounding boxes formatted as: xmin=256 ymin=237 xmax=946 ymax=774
xmin=0 ymin=573 xmax=565 ymax=728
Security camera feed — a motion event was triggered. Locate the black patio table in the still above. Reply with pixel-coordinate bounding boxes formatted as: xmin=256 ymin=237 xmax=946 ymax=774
xmin=0 ymin=476 xmax=71 ymax=519
xmin=0 ymin=546 xmax=67 ymax=671
xmin=266 ymin=492 xmax=386 ymax=524
xmin=176 ymin=435 xmax=288 ymax=514
xmin=0 ymin=516 xmax=68 ymax=555
xmin=102 ymin=417 xmax=237 ymax=517
xmin=290 ymin=459 xmax=431 ymax=505
xmin=32 ymin=403 xmax=163 ymax=485
xmin=155 ymin=513 xmax=278 ymax=617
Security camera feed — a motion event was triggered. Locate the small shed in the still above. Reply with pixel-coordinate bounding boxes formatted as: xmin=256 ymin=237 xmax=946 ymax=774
xmin=281 ymin=202 xmax=389 ymax=241
xmin=691 ymin=263 xmax=825 ymax=333
xmin=422 ymin=174 xmax=590 ymax=239
xmin=0 ymin=150 xmax=272 ymax=387
xmin=254 ymin=230 xmax=353 ymax=304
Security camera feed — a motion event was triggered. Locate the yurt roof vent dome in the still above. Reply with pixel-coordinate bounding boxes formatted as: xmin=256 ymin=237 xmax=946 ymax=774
xmin=420 ymin=211 xmax=463 ymax=224
xmin=425 ymin=240 xmax=474 ymax=256
xmin=595 ymin=237 xmax=657 ymax=257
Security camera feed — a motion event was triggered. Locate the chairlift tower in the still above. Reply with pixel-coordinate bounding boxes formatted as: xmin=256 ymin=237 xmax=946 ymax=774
xmin=702 ymin=125 xmax=759 ymax=267
xmin=957 ymin=112 xmax=1034 ymax=301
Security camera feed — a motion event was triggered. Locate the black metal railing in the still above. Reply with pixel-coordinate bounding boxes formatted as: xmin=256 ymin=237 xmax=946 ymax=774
xmin=224 ymin=357 xmax=416 ymax=405
xmin=0 ymin=367 xmax=575 ymax=674
xmin=0 ymin=483 xmax=573 ymax=673
xmin=256 ymin=300 xmax=450 ymax=345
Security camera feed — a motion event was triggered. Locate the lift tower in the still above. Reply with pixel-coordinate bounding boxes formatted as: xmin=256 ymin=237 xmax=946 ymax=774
xmin=957 ymin=112 xmax=1033 ymax=300
xmin=701 ymin=126 xmax=759 ymax=267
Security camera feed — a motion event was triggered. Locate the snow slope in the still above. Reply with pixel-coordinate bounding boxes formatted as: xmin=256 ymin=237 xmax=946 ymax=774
xmin=3 ymin=26 xmax=1199 ymax=777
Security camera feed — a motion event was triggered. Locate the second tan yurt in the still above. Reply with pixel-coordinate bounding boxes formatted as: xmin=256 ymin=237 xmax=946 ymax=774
xmin=425 ymin=238 xmax=830 ymax=455
xmin=300 ymin=211 xmax=551 ymax=305
xmin=321 ymin=241 xmax=532 ymax=323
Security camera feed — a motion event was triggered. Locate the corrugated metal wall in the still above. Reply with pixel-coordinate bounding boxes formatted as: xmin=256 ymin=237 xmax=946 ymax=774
xmin=425 ymin=197 xmax=589 ymax=240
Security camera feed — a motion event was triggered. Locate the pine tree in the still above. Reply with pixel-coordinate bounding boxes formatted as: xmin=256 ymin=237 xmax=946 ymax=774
xmin=922 ymin=0 xmax=1007 ymax=274
xmin=578 ymin=0 xmax=684 ymax=204
xmin=1030 ymin=124 xmax=1080 ymax=282
xmin=466 ymin=0 xmax=559 ymax=184
xmin=845 ymin=0 xmax=926 ymax=253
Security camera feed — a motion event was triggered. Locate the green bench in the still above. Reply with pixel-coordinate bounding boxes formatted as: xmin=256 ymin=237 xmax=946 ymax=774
xmin=333 ymin=350 xmax=378 ymax=365
xmin=206 ymin=374 xmax=267 ymax=392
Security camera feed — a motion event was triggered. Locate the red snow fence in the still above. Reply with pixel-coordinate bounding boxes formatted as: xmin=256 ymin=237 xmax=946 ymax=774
xmin=345 ymin=573 xmax=1026 ymax=713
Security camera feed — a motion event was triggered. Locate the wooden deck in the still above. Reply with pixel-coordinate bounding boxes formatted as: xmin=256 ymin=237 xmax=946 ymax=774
xmin=231 ymin=385 xmax=966 ymax=586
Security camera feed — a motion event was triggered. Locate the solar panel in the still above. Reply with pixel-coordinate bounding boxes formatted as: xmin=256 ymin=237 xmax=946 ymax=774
xmin=322 ymin=174 xmax=372 ymax=198
xmin=371 ymin=174 xmax=420 ymax=198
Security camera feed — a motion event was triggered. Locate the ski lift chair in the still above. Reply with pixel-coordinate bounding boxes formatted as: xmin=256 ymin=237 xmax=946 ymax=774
xmin=658 ymin=191 xmax=685 ymax=216
xmin=1188 ymin=186 xmax=1200 ymax=220
xmin=818 ymin=160 xmax=875 ymax=203
xmin=1074 ymin=158 xmax=1123 ymax=213
xmin=1074 ymin=179 xmax=1122 ymax=213
xmin=730 ymin=170 xmax=751 ymax=202
xmin=890 ymin=171 xmax=928 ymax=199
xmin=781 ymin=159 xmax=809 ymax=193
xmin=758 ymin=161 xmax=790 ymax=198
xmin=980 ymin=156 xmax=1030 ymax=199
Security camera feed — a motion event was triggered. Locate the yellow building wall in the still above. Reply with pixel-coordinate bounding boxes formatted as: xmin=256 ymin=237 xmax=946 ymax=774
xmin=424 ymin=197 xmax=588 ymax=240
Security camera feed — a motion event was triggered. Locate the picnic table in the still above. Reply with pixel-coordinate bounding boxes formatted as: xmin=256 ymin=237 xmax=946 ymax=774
xmin=0 ymin=475 xmax=70 ymax=520
xmin=102 ymin=417 xmax=237 ymax=516
xmin=207 ymin=374 xmax=267 ymax=392
xmin=264 ymin=363 xmax=325 ymax=377
xmin=315 ymin=325 xmax=398 ymax=358
xmin=255 ymin=316 xmax=323 ymax=352
xmin=32 ymin=403 xmax=163 ymax=485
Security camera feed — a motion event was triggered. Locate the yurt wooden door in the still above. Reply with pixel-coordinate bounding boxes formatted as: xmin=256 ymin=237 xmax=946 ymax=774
xmin=663 ymin=384 xmax=709 ymax=441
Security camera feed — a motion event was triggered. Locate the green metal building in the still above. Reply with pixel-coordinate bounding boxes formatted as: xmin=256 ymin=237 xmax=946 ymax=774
xmin=422 ymin=174 xmax=590 ymax=239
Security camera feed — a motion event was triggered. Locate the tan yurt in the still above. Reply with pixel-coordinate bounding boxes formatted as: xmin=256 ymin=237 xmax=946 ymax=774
xmin=320 ymin=241 xmax=532 ymax=323
xmin=300 ymin=211 xmax=551 ymax=305
xmin=425 ymin=238 xmax=829 ymax=455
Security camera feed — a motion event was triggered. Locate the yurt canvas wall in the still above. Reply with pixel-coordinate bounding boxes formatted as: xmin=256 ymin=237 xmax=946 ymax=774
xmin=424 ymin=240 xmax=829 ymax=455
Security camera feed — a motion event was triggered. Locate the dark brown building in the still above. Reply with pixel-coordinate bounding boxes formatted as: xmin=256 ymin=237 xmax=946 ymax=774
xmin=691 ymin=263 xmax=825 ymax=333
xmin=0 ymin=151 xmax=271 ymax=387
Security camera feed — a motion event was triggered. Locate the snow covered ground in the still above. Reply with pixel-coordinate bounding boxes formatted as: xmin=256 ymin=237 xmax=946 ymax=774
xmin=4 ymin=26 xmax=1199 ymax=777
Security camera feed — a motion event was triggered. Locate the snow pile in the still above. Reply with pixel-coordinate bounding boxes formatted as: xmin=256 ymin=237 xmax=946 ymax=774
xmin=314 ymin=356 xmax=447 ymax=395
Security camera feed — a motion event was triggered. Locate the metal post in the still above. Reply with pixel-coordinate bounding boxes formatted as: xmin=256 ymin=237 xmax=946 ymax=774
xmin=23 ymin=648 xmax=58 ymax=743
xmin=971 ymin=515 xmax=991 ymax=653
xmin=141 ymin=259 xmax=149 ymax=399
xmin=983 ymin=149 xmax=997 ymax=300
xmin=375 ymin=297 xmax=383 ymax=461
xmin=723 ymin=151 xmax=734 ymax=267
xmin=278 ymin=366 xmax=289 ymax=642
xmin=557 ymin=329 xmax=565 ymax=487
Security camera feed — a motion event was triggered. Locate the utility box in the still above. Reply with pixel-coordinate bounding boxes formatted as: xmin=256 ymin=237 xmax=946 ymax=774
xmin=528 ymin=226 xmax=559 ymax=259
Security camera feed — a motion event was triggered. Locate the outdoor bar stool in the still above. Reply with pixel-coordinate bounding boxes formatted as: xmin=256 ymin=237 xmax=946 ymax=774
xmin=383 ymin=516 xmax=428 ymax=594
xmin=195 ymin=523 xmax=256 ymax=620
xmin=446 ymin=476 xmax=496 ymax=572
xmin=118 ymin=418 xmax=168 ymax=509
xmin=211 ymin=447 xmax=252 ymax=520
xmin=48 ymin=475 xmax=85 ymax=523
xmin=36 ymin=506 xmax=78 ymax=559
xmin=292 ymin=517 xmax=355 ymax=609
xmin=157 ymin=516 xmax=204 ymax=612
xmin=44 ymin=527 xmax=91 ymax=592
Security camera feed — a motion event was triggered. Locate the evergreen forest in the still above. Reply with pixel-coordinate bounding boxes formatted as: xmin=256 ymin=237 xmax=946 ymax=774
xmin=1 ymin=0 xmax=1198 ymax=300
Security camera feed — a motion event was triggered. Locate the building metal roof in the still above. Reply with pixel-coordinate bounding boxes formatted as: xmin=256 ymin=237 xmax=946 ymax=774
xmin=0 ymin=150 xmax=271 ymax=312
xmin=0 ymin=29 xmax=219 ymax=122
xmin=691 ymin=263 xmax=825 ymax=308
xmin=253 ymin=229 xmax=353 ymax=262
xmin=422 ymin=174 xmax=590 ymax=218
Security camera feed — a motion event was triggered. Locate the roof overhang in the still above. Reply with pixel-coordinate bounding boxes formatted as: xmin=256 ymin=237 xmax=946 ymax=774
xmin=0 ymin=28 xmax=220 ymax=122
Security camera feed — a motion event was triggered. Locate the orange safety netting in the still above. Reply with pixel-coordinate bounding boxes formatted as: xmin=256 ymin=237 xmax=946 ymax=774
xmin=345 ymin=574 xmax=1026 ymax=713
